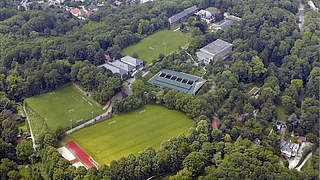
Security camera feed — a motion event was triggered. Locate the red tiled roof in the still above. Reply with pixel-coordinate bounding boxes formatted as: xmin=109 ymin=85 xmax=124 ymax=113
xmin=235 ymin=114 xmax=244 ymax=121
xmin=86 ymin=11 xmax=92 ymax=16
xmin=105 ymin=54 xmax=111 ymax=61
xmin=212 ymin=116 xmax=220 ymax=129
xmin=70 ymin=8 xmax=80 ymax=15
xmin=110 ymin=4 xmax=117 ymax=8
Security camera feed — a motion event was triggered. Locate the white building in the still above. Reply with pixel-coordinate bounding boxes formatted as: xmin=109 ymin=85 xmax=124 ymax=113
xmin=141 ymin=0 xmax=153 ymax=3
xmin=308 ymin=1 xmax=319 ymax=11
xmin=196 ymin=39 xmax=232 ymax=64
xmin=281 ymin=140 xmax=300 ymax=158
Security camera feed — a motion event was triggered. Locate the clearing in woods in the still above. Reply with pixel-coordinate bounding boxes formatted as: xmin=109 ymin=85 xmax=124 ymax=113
xmin=121 ymin=29 xmax=191 ymax=64
xmin=65 ymin=105 xmax=195 ymax=164
xmin=25 ymin=84 xmax=104 ymax=131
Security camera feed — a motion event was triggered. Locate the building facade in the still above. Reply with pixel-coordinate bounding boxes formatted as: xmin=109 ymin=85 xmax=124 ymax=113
xmin=196 ymin=39 xmax=232 ymax=64
xmin=99 ymin=56 xmax=144 ymax=76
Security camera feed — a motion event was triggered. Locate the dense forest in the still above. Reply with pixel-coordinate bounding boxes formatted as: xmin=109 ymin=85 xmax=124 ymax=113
xmin=0 ymin=0 xmax=319 ymax=179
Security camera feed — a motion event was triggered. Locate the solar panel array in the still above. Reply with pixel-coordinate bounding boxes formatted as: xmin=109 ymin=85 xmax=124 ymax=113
xmin=159 ymin=72 xmax=194 ymax=85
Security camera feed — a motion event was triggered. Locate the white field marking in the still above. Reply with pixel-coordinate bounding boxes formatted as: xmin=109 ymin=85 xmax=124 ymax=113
xmin=173 ymin=27 xmax=180 ymax=32
xmin=81 ymin=96 xmax=93 ymax=106
xmin=108 ymin=120 xmax=116 ymax=125
xmin=139 ymin=109 xmax=146 ymax=114
xmin=57 ymin=147 xmax=76 ymax=161
xmin=162 ymin=42 xmax=167 ymax=46
xmin=149 ymin=47 xmax=155 ymax=50
xmin=72 ymin=161 xmax=87 ymax=169
xmin=68 ymin=109 xmax=74 ymax=112
xmin=76 ymin=119 xmax=84 ymax=123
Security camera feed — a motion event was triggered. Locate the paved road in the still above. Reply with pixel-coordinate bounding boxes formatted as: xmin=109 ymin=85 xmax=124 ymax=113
xmin=296 ymin=152 xmax=312 ymax=171
xmin=23 ymin=105 xmax=37 ymax=150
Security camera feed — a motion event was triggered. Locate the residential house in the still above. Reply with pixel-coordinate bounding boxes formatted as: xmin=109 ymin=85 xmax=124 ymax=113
xmin=110 ymin=4 xmax=117 ymax=8
xmin=235 ymin=114 xmax=244 ymax=121
xmin=140 ymin=0 xmax=153 ymax=3
xmin=298 ymin=136 xmax=306 ymax=143
xmin=87 ymin=3 xmax=98 ymax=12
xmin=252 ymin=138 xmax=261 ymax=146
xmin=70 ymin=8 xmax=81 ymax=16
xmin=169 ymin=6 xmax=198 ymax=26
xmin=308 ymin=1 xmax=319 ymax=11
xmin=281 ymin=140 xmax=300 ymax=158
xmin=196 ymin=39 xmax=232 ymax=64
xmin=114 ymin=0 xmax=123 ymax=6
xmin=212 ymin=116 xmax=220 ymax=129
xmin=104 ymin=54 xmax=112 ymax=61
xmin=195 ymin=8 xmax=219 ymax=23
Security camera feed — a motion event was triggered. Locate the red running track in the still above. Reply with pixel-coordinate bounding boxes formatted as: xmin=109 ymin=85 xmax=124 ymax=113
xmin=66 ymin=141 xmax=99 ymax=169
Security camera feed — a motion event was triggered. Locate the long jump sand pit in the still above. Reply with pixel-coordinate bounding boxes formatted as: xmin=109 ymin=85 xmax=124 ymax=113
xmin=57 ymin=146 xmax=76 ymax=161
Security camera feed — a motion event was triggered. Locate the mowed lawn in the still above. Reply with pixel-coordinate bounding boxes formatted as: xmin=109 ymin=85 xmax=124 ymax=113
xmin=67 ymin=105 xmax=195 ymax=164
xmin=25 ymin=84 xmax=104 ymax=130
xmin=121 ymin=29 xmax=191 ymax=64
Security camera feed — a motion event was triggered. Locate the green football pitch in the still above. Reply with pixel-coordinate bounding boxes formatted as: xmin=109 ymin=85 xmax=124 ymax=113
xmin=66 ymin=105 xmax=195 ymax=164
xmin=121 ymin=29 xmax=191 ymax=64
xmin=25 ymin=84 xmax=104 ymax=130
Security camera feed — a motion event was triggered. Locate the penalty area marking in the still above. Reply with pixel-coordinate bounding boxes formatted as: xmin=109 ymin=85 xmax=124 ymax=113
xmin=108 ymin=120 xmax=116 ymax=126
xmin=139 ymin=109 xmax=146 ymax=114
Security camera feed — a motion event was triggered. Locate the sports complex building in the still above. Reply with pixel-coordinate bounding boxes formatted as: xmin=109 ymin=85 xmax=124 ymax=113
xmin=148 ymin=69 xmax=206 ymax=95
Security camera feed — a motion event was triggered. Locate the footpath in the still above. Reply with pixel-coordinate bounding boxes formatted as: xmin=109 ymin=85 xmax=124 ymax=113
xmin=23 ymin=105 xmax=37 ymax=150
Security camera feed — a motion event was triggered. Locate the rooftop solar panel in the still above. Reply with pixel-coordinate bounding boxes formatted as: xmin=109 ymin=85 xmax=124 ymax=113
xmin=187 ymin=80 xmax=194 ymax=85
xmin=160 ymin=73 xmax=166 ymax=77
xmin=165 ymin=74 xmax=172 ymax=79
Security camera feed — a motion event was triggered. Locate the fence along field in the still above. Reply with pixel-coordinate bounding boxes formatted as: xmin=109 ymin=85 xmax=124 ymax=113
xmin=66 ymin=105 xmax=195 ymax=164
xmin=25 ymin=84 xmax=104 ymax=133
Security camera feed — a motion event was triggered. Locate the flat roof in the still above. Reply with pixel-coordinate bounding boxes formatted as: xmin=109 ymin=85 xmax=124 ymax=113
xmin=120 ymin=56 xmax=143 ymax=67
xmin=200 ymin=39 xmax=232 ymax=56
xmin=99 ymin=62 xmax=128 ymax=75
xmin=147 ymin=69 xmax=206 ymax=95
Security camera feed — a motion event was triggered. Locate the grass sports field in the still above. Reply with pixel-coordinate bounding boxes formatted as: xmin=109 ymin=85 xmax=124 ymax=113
xmin=121 ymin=29 xmax=191 ymax=64
xmin=25 ymin=84 xmax=104 ymax=130
xmin=66 ymin=105 xmax=195 ymax=164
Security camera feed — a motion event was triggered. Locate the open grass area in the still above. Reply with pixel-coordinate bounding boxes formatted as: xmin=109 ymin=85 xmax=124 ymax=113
xmin=121 ymin=29 xmax=191 ymax=64
xmin=276 ymin=105 xmax=288 ymax=122
xmin=25 ymin=105 xmax=48 ymax=139
xmin=25 ymin=84 xmax=104 ymax=130
xmin=66 ymin=105 xmax=195 ymax=164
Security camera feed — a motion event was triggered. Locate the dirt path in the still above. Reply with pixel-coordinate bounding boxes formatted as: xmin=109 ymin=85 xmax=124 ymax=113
xmin=73 ymin=83 xmax=102 ymax=108
xmin=23 ymin=105 xmax=37 ymax=150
